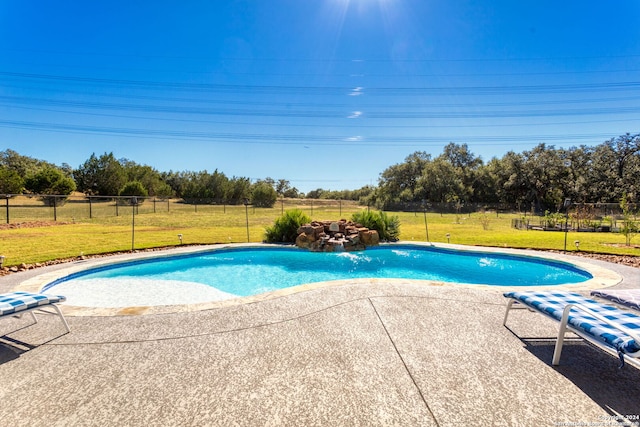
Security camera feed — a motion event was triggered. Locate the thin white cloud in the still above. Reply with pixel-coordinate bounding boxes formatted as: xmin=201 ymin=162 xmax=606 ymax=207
xmin=349 ymin=87 xmax=364 ymax=96
xmin=344 ymin=136 xmax=364 ymax=142
xmin=348 ymin=111 xmax=362 ymax=118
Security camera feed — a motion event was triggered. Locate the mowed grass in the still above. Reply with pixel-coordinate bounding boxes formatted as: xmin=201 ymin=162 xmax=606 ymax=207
xmin=1 ymin=199 xmax=638 ymax=266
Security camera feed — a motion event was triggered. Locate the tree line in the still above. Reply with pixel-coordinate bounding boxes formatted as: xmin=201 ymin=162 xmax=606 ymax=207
xmin=0 ymin=151 xmax=288 ymax=207
xmin=1 ymin=131 xmax=639 ymax=211
xmin=369 ymin=133 xmax=640 ymax=212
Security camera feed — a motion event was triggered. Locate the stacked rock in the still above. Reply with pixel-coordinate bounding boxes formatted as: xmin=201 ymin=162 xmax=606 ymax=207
xmin=295 ymin=220 xmax=379 ymax=252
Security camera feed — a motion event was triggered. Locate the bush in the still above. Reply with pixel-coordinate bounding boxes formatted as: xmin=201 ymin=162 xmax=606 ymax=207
xmin=25 ymin=166 xmax=76 ymax=195
xmin=251 ymin=182 xmax=277 ymax=207
xmin=0 ymin=167 xmax=24 ymax=194
xmin=119 ymin=181 xmax=149 ymax=197
xmin=265 ymin=209 xmax=311 ymax=243
xmin=351 ymin=210 xmax=400 ymax=241
xmin=24 ymin=166 xmax=76 ymax=206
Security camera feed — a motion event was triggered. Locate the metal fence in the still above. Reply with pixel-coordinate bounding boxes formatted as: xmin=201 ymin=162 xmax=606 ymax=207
xmin=0 ymin=194 xmax=370 ymax=224
xmin=2 ymin=194 xmax=632 ymax=225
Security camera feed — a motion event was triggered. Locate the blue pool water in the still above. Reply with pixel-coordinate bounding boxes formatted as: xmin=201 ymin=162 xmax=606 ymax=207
xmin=46 ymin=245 xmax=592 ymax=298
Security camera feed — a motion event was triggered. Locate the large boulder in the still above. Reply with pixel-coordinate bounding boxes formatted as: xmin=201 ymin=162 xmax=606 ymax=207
xmin=295 ymin=232 xmax=316 ymax=248
xmin=360 ymin=230 xmax=380 ymax=246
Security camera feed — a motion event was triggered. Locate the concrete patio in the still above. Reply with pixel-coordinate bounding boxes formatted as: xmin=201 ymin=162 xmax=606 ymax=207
xmin=1 ymin=249 xmax=639 ymax=426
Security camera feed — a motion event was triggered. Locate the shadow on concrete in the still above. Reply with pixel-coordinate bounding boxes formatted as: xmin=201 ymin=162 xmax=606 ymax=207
xmin=521 ymin=338 xmax=640 ymax=416
xmin=0 ymin=340 xmax=28 ymax=364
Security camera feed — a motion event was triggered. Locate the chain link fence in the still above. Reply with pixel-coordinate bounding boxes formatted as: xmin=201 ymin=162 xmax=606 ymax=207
xmin=0 ymin=194 xmax=374 ymax=224
xmin=1 ymin=195 xmax=631 ymax=226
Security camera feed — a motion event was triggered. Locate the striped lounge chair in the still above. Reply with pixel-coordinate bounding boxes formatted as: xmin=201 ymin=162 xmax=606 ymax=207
xmin=503 ymin=291 xmax=640 ymax=369
xmin=0 ymin=291 xmax=70 ymax=335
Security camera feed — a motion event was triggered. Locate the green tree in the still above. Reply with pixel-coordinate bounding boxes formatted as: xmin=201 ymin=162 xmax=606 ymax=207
xmin=208 ymin=170 xmax=230 ymax=202
xmin=0 ymin=166 xmax=24 ymax=194
xmin=305 ymin=188 xmax=326 ymax=199
xmin=119 ymin=181 xmax=149 ymax=197
xmin=25 ymin=166 xmax=76 ymax=195
xmin=251 ymin=181 xmax=277 ymax=207
xmin=562 ymin=145 xmax=593 ymax=203
xmin=74 ymin=152 xmax=127 ymax=196
xmin=588 ymin=134 xmax=640 ymax=202
xmin=377 ymin=151 xmax=431 ymax=208
xmin=121 ymin=159 xmax=173 ymax=198
xmin=24 ymin=166 xmax=76 ymax=206
xmin=441 ymin=142 xmax=483 ymax=202
xmin=0 ymin=149 xmax=52 ymax=177
xmin=227 ymin=177 xmax=251 ymax=203
xmin=283 ymin=187 xmax=300 ymax=198
xmin=181 ymin=171 xmax=211 ymax=201
xmin=419 ymin=158 xmax=464 ymax=203
xmin=472 ymin=158 xmax=501 ymax=204
xmin=275 ymin=179 xmax=291 ymax=196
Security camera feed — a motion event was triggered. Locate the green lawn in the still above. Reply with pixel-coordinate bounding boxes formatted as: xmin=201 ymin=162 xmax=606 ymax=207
xmin=1 ymin=201 xmax=638 ymax=267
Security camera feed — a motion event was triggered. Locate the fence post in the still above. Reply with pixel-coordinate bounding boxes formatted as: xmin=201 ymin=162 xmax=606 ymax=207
xmin=5 ymin=196 xmax=9 ymax=224
xmin=244 ymin=199 xmax=250 ymax=242
xmin=131 ymin=197 xmax=137 ymax=251
xmin=153 ymin=198 xmax=156 ymax=213
xmin=424 ymin=202 xmax=430 ymax=242
xmin=89 ymin=196 xmax=93 ymax=219
xmin=53 ymin=197 xmax=57 ymax=222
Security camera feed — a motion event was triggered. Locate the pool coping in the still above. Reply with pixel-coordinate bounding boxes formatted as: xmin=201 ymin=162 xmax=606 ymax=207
xmin=16 ymin=242 xmax=622 ymax=317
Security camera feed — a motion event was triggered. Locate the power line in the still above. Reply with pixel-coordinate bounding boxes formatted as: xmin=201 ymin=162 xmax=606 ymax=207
xmin=3 ymin=90 xmax=640 ymax=109
xmin=1 ymin=95 xmax=638 ymax=118
xmin=0 ymin=119 xmax=617 ymax=146
xmin=3 ymin=47 xmax=640 ymax=63
xmin=8 ymin=104 xmax=640 ymax=129
xmin=2 ymin=71 xmax=640 ymax=95
xmin=5 ymin=61 xmax=640 ymax=79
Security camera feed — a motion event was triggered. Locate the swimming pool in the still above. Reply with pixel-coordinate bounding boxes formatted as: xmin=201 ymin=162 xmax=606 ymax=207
xmin=44 ymin=244 xmax=593 ymax=307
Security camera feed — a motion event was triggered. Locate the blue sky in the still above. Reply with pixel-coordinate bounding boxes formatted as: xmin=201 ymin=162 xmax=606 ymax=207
xmin=1 ymin=1 xmax=640 ymax=193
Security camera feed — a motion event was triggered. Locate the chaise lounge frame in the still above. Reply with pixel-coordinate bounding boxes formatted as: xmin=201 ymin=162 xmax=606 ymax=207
xmin=503 ymin=291 xmax=640 ymax=369
xmin=0 ymin=291 xmax=70 ymax=336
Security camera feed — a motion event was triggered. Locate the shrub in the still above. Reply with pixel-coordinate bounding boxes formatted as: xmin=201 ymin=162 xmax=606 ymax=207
xmin=0 ymin=167 xmax=24 ymax=194
xmin=251 ymin=182 xmax=277 ymax=207
xmin=620 ymin=194 xmax=638 ymax=246
xmin=25 ymin=166 xmax=76 ymax=195
xmin=351 ymin=210 xmax=400 ymax=241
xmin=478 ymin=209 xmax=491 ymax=230
xmin=24 ymin=166 xmax=76 ymax=206
xmin=264 ymin=209 xmax=312 ymax=243
xmin=119 ymin=181 xmax=149 ymax=197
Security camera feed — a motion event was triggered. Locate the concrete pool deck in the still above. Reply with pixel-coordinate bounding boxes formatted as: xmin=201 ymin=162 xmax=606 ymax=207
xmin=1 ymin=246 xmax=639 ymax=426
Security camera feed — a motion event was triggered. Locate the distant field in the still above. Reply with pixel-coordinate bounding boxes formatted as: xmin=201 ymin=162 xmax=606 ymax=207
xmin=0 ymin=196 xmax=638 ymax=266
